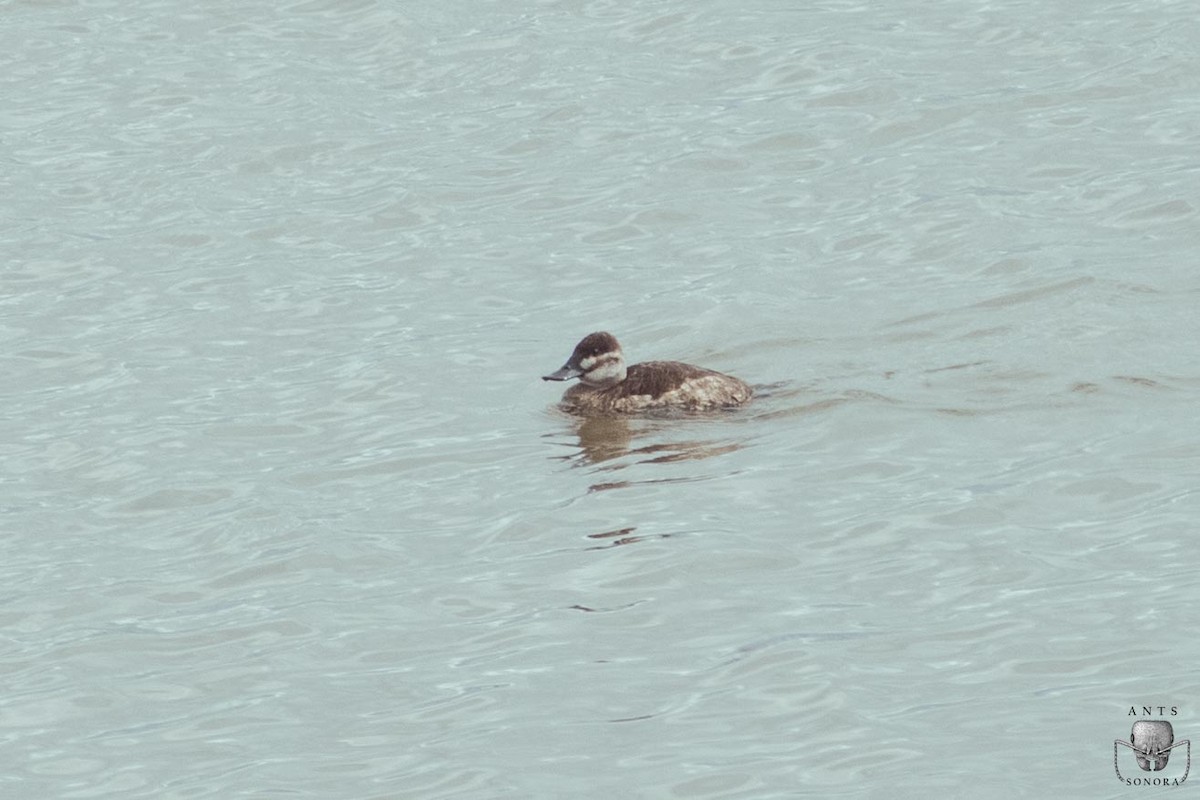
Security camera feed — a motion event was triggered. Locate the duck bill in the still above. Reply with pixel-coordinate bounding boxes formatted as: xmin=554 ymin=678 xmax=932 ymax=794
xmin=542 ymin=364 xmax=581 ymax=382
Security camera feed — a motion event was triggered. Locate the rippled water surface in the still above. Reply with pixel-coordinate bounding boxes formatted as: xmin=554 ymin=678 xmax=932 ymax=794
xmin=5 ymin=0 xmax=1200 ymax=797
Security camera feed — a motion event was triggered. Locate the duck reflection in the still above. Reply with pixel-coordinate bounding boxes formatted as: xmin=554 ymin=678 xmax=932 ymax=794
xmin=551 ymin=414 xmax=747 ymax=468
xmin=582 ymin=526 xmax=676 ymax=551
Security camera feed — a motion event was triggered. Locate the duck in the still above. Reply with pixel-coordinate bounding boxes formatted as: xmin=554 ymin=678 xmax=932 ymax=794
xmin=542 ymin=331 xmax=752 ymax=414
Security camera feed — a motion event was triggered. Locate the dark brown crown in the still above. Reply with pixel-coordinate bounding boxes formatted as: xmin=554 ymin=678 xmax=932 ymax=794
xmin=569 ymin=331 xmax=622 ymax=363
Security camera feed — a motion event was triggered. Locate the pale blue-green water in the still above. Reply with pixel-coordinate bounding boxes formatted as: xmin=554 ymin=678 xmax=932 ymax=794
xmin=4 ymin=0 xmax=1199 ymax=797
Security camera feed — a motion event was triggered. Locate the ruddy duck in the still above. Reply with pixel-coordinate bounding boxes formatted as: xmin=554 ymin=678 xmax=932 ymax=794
xmin=542 ymin=331 xmax=752 ymax=414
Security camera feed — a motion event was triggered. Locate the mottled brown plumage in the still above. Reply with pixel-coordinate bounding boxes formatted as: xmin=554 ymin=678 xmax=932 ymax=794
xmin=543 ymin=332 xmax=752 ymax=415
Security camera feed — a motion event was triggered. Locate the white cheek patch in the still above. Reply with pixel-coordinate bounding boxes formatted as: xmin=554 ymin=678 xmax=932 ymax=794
xmin=576 ymin=352 xmax=626 ymax=387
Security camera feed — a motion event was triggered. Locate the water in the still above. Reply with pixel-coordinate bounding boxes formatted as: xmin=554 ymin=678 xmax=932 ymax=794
xmin=4 ymin=0 xmax=1199 ymax=797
